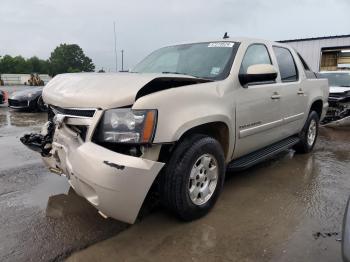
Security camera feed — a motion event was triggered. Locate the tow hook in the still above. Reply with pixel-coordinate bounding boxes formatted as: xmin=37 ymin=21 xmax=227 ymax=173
xmin=49 ymin=167 xmax=63 ymax=175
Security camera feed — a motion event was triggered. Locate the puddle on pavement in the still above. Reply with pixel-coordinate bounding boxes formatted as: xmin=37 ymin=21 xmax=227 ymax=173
xmin=0 ymin=107 xmax=47 ymax=127
xmin=2 ymin=167 xmax=109 ymax=221
xmin=0 ymin=166 xmax=127 ymax=262
xmin=14 ymin=173 xmax=70 ymax=210
xmin=11 ymin=172 xmax=106 ymax=220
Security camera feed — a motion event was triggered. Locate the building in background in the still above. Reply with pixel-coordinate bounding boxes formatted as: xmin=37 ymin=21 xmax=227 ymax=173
xmin=280 ymin=34 xmax=350 ymax=72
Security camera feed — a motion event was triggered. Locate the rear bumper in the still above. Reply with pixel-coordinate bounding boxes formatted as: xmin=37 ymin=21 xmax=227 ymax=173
xmin=43 ymin=125 xmax=164 ymax=224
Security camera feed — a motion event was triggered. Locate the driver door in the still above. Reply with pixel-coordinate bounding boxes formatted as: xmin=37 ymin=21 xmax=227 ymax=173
xmin=234 ymin=43 xmax=285 ymax=158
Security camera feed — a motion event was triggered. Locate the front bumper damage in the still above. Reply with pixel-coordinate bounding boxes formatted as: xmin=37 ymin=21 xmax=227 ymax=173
xmin=21 ymin=109 xmax=165 ymax=224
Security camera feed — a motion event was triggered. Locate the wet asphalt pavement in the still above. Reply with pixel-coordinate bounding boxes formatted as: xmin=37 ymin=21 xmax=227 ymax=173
xmin=0 ymin=87 xmax=349 ymax=261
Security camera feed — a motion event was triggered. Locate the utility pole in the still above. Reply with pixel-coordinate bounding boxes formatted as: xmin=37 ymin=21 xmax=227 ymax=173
xmin=121 ymin=50 xmax=124 ymax=71
xmin=113 ymin=21 xmax=118 ymax=72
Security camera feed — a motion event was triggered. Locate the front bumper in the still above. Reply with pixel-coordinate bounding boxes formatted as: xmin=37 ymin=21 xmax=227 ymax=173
xmin=8 ymin=98 xmax=35 ymax=109
xmin=43 ymin=124 xmax=164 ymax=224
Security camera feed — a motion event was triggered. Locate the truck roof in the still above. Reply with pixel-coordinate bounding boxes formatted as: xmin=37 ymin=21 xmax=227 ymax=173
xmin=161 ymin=37 xmax=288 ymax=49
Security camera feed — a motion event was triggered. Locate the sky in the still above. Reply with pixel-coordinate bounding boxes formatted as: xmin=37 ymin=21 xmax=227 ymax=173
xmin=1 ymin=0 xmax=350 ymax=71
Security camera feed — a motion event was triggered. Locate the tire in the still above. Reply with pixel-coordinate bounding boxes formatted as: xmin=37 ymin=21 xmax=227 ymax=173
xmin=294 ymin=111 xmax=319 ymax=154
xmin=36 ymin=95 xmax=47 ymax=112
xmin=160 ymin=134 xmax=225 ymax=221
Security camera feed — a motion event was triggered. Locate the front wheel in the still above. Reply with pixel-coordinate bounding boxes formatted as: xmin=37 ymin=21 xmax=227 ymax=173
xmin=160 ymin=135 xmax=225 ymax=221
xmin=294 ymin=111 xmax=319 ymax=154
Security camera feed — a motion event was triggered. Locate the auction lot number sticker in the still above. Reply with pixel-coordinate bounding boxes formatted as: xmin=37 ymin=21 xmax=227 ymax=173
xmin=208 ymin=42 xmax=234 ymax=47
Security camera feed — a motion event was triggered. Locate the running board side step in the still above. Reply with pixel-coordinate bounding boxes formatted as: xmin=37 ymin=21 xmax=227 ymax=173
xmin=227 ymin=136 xmax=300 ymax=172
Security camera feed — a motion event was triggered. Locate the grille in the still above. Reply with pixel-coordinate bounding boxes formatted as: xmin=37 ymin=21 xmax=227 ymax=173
xmin=8 ymin=99 xmax=28 ymax=107
xmin=51 ymin=105 xmax=96 ymax=118
xmin=67 ymin=125 xmax=88 ymax=141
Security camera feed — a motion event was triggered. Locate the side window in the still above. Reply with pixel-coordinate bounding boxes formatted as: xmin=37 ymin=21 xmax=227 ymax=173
xmin=273 ymin=46 xmax=298 ymax=82
xmin=240 ymin=44 xmax=272 ymax=74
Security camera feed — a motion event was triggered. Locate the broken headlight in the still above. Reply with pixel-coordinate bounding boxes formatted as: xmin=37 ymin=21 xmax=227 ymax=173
xmin=96 ymin=109 xmax=157 ymax=144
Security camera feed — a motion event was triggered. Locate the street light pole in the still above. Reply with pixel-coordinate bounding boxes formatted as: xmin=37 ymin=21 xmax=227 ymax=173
xmin=121 ymin=50 xmax=124 ymax=71
xmin=113 ymin=21 xmax=118 ymax=72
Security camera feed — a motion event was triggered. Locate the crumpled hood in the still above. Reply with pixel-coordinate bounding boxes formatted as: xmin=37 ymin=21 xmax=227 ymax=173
xmin=329 ymin=86 xmax=350 ymax=94
xmin=11 ymin=87 xmax=42 ymax=99
xmin=43 ymin=72 xmax=197 ymax=109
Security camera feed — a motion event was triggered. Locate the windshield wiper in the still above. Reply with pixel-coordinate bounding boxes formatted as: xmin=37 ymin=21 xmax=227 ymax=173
xmin=162 ymin=71 xmax=197 ymax=78
xmin=339 ymin=85 xmax=350 ymax=87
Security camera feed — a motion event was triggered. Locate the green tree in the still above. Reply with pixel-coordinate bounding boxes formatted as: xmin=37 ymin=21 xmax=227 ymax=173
xmin=48 ymin=44 xmax=95 ymax=76
xmin=12 ymin=56 xmax=30 ymax=73
xmin=0 ymin=55 xmax=49 ymax=74
xmin=27 ymin=56 xmax=49 ymax=74
xmin=0 ymin=43 xmax=95 ymax=75
xmin=0 ymin=55 xmax=15 ymax=73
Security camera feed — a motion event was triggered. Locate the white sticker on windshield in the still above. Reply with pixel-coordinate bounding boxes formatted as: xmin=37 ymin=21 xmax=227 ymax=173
xmin=211 ymin=67 xmax=221 ymax=75
xmin=208 ymin=42 xmax=234 ymax=48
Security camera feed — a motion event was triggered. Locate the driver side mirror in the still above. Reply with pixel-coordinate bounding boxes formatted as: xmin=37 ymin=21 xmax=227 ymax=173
xmin=239 ymin=64 xmax=278 ymax=87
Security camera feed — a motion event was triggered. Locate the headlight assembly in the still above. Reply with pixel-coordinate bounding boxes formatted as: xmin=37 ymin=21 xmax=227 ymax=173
xmin=96 ymin=109 xmax=157 ymax=144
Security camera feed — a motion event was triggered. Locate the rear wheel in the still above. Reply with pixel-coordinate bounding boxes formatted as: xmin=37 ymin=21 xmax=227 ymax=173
xmin=294 ymin=111 xmax=319 ymax=153
xmin=160 ymin=135 xmax=225 ymax=221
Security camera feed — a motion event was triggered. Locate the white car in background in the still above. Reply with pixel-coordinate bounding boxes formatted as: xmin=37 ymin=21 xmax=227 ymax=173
xmin=319 ymin=71 xmax=350 ymax=127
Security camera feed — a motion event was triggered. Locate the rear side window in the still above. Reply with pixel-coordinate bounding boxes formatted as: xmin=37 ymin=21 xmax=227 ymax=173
xmin=273 ymin=46 xmax=298 ymax=82
xmin=240 ymin=44 xmax=272 ymax=74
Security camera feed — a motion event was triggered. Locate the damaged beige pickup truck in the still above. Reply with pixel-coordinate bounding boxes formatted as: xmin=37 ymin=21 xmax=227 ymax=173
xmin=21 ymin=38 xmax=329 ymax=224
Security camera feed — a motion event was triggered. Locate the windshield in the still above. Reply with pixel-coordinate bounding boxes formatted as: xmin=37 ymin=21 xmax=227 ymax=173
xmin=319 ymin=72 xmax=350 ymax=87
xmin=132 ymin=42 xmax=239 ymax=80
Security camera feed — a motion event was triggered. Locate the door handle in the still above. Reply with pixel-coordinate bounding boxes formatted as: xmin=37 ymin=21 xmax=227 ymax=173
xmin=297 ymin=89 xmax=305 ymax=95
xmin=271 ymin=93 xmax=281 ymax=100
